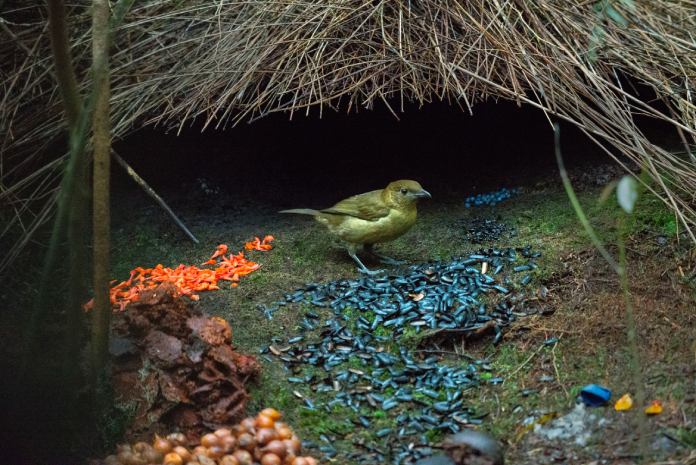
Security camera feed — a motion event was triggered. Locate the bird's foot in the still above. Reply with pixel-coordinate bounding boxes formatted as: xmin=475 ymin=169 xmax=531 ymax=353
xmin=349 ymin=250 xmax=385 ymax=275
xmin=357 ymin=266 xmax=386 ymax=276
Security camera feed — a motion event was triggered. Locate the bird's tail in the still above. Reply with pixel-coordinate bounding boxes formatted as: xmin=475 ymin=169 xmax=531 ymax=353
xmin=279 ymin=208 xmax=320 ymax=216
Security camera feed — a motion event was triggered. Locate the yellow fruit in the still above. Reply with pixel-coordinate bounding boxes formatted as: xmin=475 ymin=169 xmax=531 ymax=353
xmin=219 ymin=455 xmax=240 ymax=465
xmin=172 ymin=446 xmax=191 ymax=463
xmin=153 ymin=435 xmax=173 ymax=454
xmin=256 ymin=414 xmax=275 ymax=429
xmin=260 ymin=408 xmax=282 ymax=421
xmin=200 ymin=433 xmax=220 ymax=448
xmin=261 ymin=453 xmax=282 ymax=465
xmin=163 ymin=452 xmax=184 ymax=465
xmin=644 ymin=400 xmax=663 ymax=415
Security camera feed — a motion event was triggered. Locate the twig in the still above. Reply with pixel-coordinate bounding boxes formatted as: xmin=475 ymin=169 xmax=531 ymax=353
xmin=0 ymin=17 xmax=33 ymax=55
xmin=523 ymin=326 xmax=577 ymax=334
xmin=504 ymin=343 xmax=546 ymax=382
xmin=413 ymin=348 xmax=477 ymax=360
xmin=551 ymin=340 xmax=569 ymax=399
xmin=111 ymin=148 xmax=199 ymax=244
xmin=554 ymin=124 xmax=621 ymax=273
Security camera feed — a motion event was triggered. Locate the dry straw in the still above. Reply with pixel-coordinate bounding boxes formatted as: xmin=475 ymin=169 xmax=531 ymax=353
xmin=1 ymin=0 xmax=695 ymax=272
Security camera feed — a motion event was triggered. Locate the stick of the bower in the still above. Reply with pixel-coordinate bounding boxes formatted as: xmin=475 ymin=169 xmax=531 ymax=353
xmin=111 ymin=149 xmax=200 ymax=244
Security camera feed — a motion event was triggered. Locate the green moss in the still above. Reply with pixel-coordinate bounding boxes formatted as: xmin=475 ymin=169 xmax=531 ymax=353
xmin=246 ymin=363 xmax=299 ymax=415
xmin=632 ymin=193 xmax=679 ymax=236
xmin=100 ymin=399 xmax=139 ymax=449
xmin=424 ymin=429 xmax=444 ymax=443
xmin=299 ymin=407 xmax=355 ymax=436
xmin=399 ymin=326 xmax=426 ymax=349
xmin=673 ymin=427 xmax=696 ymax=449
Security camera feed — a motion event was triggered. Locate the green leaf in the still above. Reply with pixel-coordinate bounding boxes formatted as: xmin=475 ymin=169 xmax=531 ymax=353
xmin=619 ymin=0 xmax=636 ymax=11
xmin=592 ymin=24 xmax=606 ymax=41
xmin=605 ymin=4 xmax=628 ymax=27
xmin=617 ymin=175 xmax=638 ymax=214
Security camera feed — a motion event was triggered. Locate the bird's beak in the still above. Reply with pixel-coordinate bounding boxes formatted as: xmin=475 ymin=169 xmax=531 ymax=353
xmin=414 ymin=189 xmax=432 ymax=199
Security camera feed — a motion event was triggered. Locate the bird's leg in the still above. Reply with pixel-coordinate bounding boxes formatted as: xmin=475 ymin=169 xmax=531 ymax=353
xmin=346 ymin=244 xmax=384 ymax=275
xmin=364 ymin=243 xmax=406 ymax=266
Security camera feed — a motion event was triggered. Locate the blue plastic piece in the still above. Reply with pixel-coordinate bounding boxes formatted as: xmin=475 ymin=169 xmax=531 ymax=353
xmin=580 ymin=384 xmax=612 ymax=406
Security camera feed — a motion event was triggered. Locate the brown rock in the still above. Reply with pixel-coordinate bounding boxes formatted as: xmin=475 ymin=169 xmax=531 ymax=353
xmin=144 ymin=330 xmax=183 ymax=366
xmin=110 ymin=283 xmax=259 ymax=441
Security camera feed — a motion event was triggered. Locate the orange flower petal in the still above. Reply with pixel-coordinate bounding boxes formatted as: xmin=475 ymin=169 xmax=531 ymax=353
xmin=644 ymin=400 xmax=663 ymax=415
xmin=88 ymin=237 xmax=273 ymax=312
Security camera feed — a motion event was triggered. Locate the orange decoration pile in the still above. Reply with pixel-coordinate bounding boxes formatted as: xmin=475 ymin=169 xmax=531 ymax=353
xmin=85 ymin=238 xmax=274 ymax=312
xmin=244 ymin=235 xmax=275 ymax=251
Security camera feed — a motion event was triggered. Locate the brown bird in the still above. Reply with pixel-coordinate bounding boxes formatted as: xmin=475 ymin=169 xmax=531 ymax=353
xmin=281 ymin=180 xmax=431 ymax=274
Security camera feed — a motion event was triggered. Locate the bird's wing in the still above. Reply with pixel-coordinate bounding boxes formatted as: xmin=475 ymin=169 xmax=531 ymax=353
xmin=320 ymin=190 xmax=390 ymax=221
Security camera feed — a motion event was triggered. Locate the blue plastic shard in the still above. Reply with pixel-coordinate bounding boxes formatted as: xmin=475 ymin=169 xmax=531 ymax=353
xmin=580 ymin=384 xmax=612 ymax=406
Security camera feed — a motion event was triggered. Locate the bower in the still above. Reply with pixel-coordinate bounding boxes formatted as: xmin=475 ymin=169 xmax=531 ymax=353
xmin=1 ymin=0 xmax=695 ymax=267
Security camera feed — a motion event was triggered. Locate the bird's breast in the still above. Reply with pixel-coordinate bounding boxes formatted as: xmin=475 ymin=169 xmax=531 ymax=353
xmin=322 ymin=207 xmax=417 ymax=244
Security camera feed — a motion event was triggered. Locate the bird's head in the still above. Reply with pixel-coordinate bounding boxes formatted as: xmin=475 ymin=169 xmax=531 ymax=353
xmin=384 ymin=180 xmax=432 ymax=208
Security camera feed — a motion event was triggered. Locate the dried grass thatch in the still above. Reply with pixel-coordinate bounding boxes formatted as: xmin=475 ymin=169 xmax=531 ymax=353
xmin=1 ymin=0 xmax=695 ymax=271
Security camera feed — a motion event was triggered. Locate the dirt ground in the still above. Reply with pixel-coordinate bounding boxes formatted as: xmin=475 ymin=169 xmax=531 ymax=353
xmin=99 ymin=158 xmax=696 ymax=464
xmin=496 ymin=237 xmax=696 ymax=464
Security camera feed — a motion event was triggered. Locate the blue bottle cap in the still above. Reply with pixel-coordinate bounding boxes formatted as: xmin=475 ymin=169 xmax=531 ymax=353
xmin=580 ymin=384 xmax=612 ymax=407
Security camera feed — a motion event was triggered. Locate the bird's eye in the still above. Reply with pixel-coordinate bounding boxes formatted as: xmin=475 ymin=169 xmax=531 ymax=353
xmin=400 ymin=188 xmax=408 ymax=195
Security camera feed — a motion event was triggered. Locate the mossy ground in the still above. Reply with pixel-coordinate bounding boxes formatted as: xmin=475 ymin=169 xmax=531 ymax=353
xmin=104 ymin=168 xmax=696 ymax=463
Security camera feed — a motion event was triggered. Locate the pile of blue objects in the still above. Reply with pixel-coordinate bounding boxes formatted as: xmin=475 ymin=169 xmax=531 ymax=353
xmin=261 ymin=246 xmax=542 ymax=464
xmin=464 ymin=187 xmax=520 ymax=208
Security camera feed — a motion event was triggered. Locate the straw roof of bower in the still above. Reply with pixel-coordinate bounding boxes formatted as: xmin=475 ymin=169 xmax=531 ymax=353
xmin=1 ymin=0 xmax=695 ymax=270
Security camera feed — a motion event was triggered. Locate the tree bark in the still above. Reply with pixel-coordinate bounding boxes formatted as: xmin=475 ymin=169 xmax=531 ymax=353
xmin=90 ymin=0 xmax=112 ymax=377
xmin=29 ymin=0 xmax=88 ymax=381
xmin=46 ymin=0 xmax=81 ymax=128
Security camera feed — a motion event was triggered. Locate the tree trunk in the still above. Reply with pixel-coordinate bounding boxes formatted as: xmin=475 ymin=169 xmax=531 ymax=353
xmin=46 ymin=0 xmax=81 ymax=128
xmin=90 ymin=0 xmax=112 ymax=378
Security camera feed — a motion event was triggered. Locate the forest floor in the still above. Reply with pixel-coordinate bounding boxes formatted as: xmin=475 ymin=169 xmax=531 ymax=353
xmin=101 ymin=160 xmax=696 ymax=465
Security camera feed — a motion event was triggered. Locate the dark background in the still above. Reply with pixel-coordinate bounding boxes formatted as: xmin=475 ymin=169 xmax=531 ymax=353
xmin=112 ymin=100 xmax=624 ymax=209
